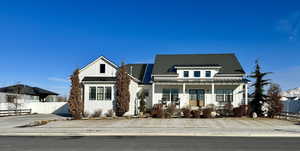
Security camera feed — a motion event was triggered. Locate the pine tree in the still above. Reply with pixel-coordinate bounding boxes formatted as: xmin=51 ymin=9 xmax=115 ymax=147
xmin=68 ymin=69 xmax=83 ymax=119
xmin=115 ymin=62 xmax=130 ymax=117
xmin=267 ymin=83 xmax=283 ymax=118
xmin=249 ymin=60 xmax=271 ymax=117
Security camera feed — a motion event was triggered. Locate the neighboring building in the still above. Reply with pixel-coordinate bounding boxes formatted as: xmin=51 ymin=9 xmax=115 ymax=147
xmin=79 ymin=54 xmax=249 ymax=116
xmin=0 ymin=84 xmax=59 ymax=103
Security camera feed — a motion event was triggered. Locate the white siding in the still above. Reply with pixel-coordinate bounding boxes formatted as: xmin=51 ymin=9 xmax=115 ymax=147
xmin=83 ymin=83 xmax=115 ymax=115
xmin=79 ymin=57 xmax=117 ymax=81
xmin=177 ymin=69 xmax=219 ymax=79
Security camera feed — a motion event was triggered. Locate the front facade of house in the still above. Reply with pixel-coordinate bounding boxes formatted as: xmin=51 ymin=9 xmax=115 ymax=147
xmin=79 ymin=54 xmax=248 ymax=116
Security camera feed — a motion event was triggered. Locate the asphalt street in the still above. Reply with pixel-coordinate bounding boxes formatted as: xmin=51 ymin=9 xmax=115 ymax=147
xmin=0 ymin=136 xmax=299 ymax=151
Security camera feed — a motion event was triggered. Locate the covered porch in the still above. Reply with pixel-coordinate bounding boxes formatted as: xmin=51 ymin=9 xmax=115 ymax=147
xmin=152 ymin=80 xmax=248 ymax=109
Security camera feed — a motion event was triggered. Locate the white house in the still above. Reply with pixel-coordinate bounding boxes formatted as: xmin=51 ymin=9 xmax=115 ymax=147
xmin=79 ymin=54 xmax=249 ymax=116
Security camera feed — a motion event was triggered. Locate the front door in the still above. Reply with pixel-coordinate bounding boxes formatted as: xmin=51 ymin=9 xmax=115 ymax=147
xmin=189 ymin=89 xmax=205 ymax=107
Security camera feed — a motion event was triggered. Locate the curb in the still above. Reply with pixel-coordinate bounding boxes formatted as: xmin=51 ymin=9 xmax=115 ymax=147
xmin=1 ymin=133 xmax=300 ymax=137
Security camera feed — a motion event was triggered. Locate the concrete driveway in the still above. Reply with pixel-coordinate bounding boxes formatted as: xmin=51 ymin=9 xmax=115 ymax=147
xmin=0 ymin=114 xmax=66 ymax=128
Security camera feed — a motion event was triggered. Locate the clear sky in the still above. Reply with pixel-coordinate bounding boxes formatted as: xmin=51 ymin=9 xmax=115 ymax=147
xmin=0 ymin=0 xmax=300 ymax=95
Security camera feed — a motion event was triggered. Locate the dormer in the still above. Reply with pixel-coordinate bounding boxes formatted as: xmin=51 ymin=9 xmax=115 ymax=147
xmin=174 ymin=64 xmax=222 ymax=79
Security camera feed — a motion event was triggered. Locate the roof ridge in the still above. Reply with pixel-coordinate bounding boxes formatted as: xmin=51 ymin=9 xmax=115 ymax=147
xmin=155 ymin=53 xmax=235 ymax=56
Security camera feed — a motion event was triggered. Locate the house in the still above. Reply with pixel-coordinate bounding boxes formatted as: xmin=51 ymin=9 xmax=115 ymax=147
xmin=0 ymin=84 xmax=59 ymax=103
xmin=79 ymin=53 xmax=249 ymax=116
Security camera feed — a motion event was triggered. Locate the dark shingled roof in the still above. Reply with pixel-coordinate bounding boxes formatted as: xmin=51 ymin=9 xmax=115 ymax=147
xmin=82 ymin=77 xmax=116 ymax=82
xmin=124 ymin=64 xmax=154 ymax=84
xmin=0 ymin=84 xmax=58 ymax=96
xmin=152 ymin=54 xmax=245 ymax=75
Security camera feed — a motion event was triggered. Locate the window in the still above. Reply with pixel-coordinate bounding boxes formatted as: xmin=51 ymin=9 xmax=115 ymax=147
xmin=97 ymin=87 xmax=104 ymax=100
xmin=183 ymin=71 xmax=189 ymax=77
xmin=105 ymin=87 xmax=112 ymax=100
xmin=162 ymin=88 xmax=178 ymax=101
xmin=205 ymin=71 xmax=211 ymax=77
xmin=100 ymin=64 xmax=105 ymax=73
xmin=162 ymin=89 xmax=170 ymax=101
xmin=194 ymin=71 xmax=201 ymax=77
xmin=171 ymin=89 xmax=179 ymax=101
xmin=216 ymin=89 xmax=233 ymax=102
xmin=89 ymin=86 xmax=112 ymax=101
xmin=89 ymin=87 xmax=96 ymax=100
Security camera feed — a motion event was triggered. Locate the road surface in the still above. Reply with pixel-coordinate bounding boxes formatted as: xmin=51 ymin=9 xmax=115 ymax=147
xmin=0 ymin=136 xmax=299 ymax=151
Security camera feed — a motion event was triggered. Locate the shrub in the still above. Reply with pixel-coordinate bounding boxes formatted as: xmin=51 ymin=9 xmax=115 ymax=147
xmin=191 ymin=110 xmax=201 ymax=118
xmin=233 ymin=105 xmax=248 ymax=117
xmin=91 ymin=109 xmax=102 ymax=118
xmin=167 ymin=104 xmax=177 ymax=116
xmin=83 ymin=111 xmax=90 ymax=118
xmin=202 ymin=108 xmax=213 ymax=118
xmin=151 ymin=104 xmax=164 ymax=118
xmin=164 ymin=111 xmax=172 ymax=118
xmin=182 ymin=107 xmax=191 ymax=118
xmin=105 ymin=109 xmax=114 ymax=117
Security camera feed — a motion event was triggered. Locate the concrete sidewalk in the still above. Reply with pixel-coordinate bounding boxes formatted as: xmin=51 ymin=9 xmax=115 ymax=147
xmin=0 ymin=117 xmax=300 ymax=137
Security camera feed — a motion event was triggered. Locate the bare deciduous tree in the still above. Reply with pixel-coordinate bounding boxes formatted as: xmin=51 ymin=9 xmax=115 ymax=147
xmin=267 ymin=83 xmax=283 ymax=118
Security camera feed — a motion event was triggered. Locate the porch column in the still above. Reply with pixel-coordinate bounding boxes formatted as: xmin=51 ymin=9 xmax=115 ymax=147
xmin=245 ymin=83 xmax=248 ymax=105
xmin=182 ymin=83 xmax=186 ymax=105
xmin=211 ymin=83 xmax=215 ymax=103
xmin=152 ymin=82 xmax=155 ymax=105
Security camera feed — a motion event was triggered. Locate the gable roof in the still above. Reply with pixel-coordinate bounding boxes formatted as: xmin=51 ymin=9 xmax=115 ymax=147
xmin=0 ymin=84 xmax=58 ymax=96
xmin=124 ymin=64 xmax=154 ymax=84
xmin=152 ymin=53 xmax=245 ymax=75
xmin=80 ymin=56 xmax=118 ymax=72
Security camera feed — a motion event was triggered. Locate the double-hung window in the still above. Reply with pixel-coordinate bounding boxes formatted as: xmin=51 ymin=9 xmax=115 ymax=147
xmin=216 ymin=89 xmax=233 ymax=102
xmin=162 ymin=88 xmax=179 ymax=101
xmin=89 ymin=86 xmax=112 ymax=101
xmin=89 ymin=87 xmax=97 ymax=100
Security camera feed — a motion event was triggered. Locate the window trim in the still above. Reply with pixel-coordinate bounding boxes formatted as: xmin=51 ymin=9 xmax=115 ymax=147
xmin=216 ymin=89 xmax=233 ymax=102
xmin=89 ymin=86 xmax=112 ymax=101
xmin=162 ymin=88 xmax=179 ymax=101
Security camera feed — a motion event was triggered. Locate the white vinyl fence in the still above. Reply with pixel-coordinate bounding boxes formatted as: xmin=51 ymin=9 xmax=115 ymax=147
xmin=282 ymin=100 xmax=300 ymax=113
xmin=0 ymin=102 xmax=69 ymax=115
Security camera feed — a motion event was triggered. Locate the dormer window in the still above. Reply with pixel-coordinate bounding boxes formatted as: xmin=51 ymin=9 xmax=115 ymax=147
xmin=194 ymin=71 xmax=201 ymax=77
xmin=100 ymin=64 xmax=105 ymax=73
xmin=206 ymin=71 xmax=211 ymax=77
xmin=183 ymin=71 xmax=189 ymax=77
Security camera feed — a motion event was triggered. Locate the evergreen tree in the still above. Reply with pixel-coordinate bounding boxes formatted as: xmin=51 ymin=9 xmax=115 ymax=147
xmin=267 ymin=83 xmax=283 ymax=118
xmin=115 ymin=62 xmax=130 ymax=116
xmin=68 ymin=69 xmax=83 ymax=119
xmin=249 ymin=60 xmax=271 ymax=117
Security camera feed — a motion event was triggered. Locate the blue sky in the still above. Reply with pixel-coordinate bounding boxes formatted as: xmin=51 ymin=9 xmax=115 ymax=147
xmin=0 ymin=0 xmax=300 ymax=95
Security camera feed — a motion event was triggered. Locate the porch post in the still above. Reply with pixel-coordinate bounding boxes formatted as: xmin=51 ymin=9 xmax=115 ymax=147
xmin=152 ymin=82 xmax=155 ymax=105
xmin=182 ymin=83 xmax=186 ymax=105
xmin=211 ymin=83 xmax=215 ymax=102
xmin=245 ymin=83 xmax=248 ymax=105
